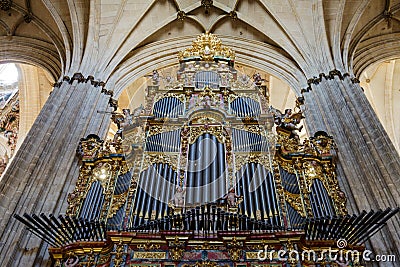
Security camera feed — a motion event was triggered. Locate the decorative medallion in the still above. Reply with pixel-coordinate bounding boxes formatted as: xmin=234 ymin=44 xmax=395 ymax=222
xmin=178 ymin=32 xmax=235 ymax=62
xmin=201 ymin=0 xmax=213 ymax=14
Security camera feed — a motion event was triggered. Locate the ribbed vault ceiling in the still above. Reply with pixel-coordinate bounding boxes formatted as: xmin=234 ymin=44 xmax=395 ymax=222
xmin=1 ymin=0 xmax=400 ymax=149
xmin=360 ymin=60 xmax=400 ymax=154
xmin=1 ymin=0 xmax=399 ymax=84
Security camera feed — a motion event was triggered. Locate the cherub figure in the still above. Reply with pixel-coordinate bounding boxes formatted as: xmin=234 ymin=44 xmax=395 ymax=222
xmin=171 ymin=186 xmax=186 ymax=207
xmin=222 ymin=187 xmax=241 ymax=207
xmin=112 ymin=114 xmax=125 ymax=143
xmin=132 ymin=104 xmax=144 ymax=117
xmin=253 ymin=72 xmax=263 ymax=85
xmin=269 ymin=106 xmax=304 ymax=138
xmin=281 ymin=109 xmax=303 ymax=132
xmin=112 ymin=105 xmax=143 ymax=143
xmin=151 ymin=70 xmax=160 ymax=85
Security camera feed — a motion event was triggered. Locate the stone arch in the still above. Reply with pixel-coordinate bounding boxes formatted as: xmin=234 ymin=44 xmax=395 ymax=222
xmin=109 ymin=35 xmax=304 ymax=99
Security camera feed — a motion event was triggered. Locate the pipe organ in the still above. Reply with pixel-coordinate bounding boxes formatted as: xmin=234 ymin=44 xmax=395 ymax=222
xmin=15 ymin=33 xmax=399 ymax=267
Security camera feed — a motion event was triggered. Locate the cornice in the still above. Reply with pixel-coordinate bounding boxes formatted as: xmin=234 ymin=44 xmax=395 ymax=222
xmin=53 ymin=73 xmax=118 ymax=110
xmin=301 ymin=69 xmax=360 ymax=93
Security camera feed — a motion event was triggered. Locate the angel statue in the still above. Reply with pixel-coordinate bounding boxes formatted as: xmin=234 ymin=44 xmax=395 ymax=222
xmin=170 ymin=186 xmax=186 ymax=207
xmin=132 ymin=104 xmax=144 ymax=117
xmin=222 ymin=188 xmax=242 ymax=207
xmin=111 ymin=105 xmax=143 ymax=143
xmin=151 ymin=70 xmax=160 ymax=85
xmin=269 ymin=106 xmax=304 ymax=139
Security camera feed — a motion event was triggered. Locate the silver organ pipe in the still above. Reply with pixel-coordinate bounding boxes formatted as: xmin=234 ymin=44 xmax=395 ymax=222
xmin=147 ymin=164 xmax=158 ymax=220
xmin=261 ymin=167 xmax=272 ymax=224
xmin=211 ymin=137 xmax=218 ymax=202
xmin=242 ymin=166 xmax=252 ymax=217
xmin=268 ymin=172 xmax=279 ymax=225
xmin=309 ymin=189 xmax=320 ymax=218
xmin=315 ymin=180 xmax=328 ymax=216
xmin=139 ymin=166 xmax=153 ymax=224
xmin=194 ymin=135 xmax=202 ymax=205
xmin=141 ymin=165 xmax=154 ymax=221
xmin=203 ymin=134 xmax=211 ymax=203
xmin=152 ymin=164 xmax=163 ymax=220
xmin=230 ymin=97 xmax=261 ymax=118
xmin=256 ymin=164 xmax=267 ymax=219
xmin=146 ymin=130 xmax=181 ymax=152
xmin=131 ymin=163 xmax=179 ymax=226
xmin=87 ymin=183 xmax=100 ymax=219
xmin=217 ymin=141 xmax=226 ymax=201
xmin=185 ymin=134 xmax=227 ymax=205
xmin=231 ymin=128 xmax=268 ymax=152
xmin=195 ymin=71 xmax=219 ymax=89
xmin=80 ymin=181 xmax=104 ymax=221
xmin=158 ymin=169 xmax=168 ymax=219
xmin=131 ymin=171 xmax=144 ymax=226
xmin=153 ymin=97 xmax=184 ymax=118
xmin=280 ymin=169 xmax=300 ymax=194
xmin=250 ymin=163 xmax=262 ymax=218
xmin=286 ymin=203 xmax=304 ymax=229
xmin=311 ymin=179 xmax=335 ymax=217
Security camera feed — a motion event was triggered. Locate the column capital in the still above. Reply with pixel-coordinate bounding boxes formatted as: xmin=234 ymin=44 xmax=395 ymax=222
xmin=301 ymin=69 xmax=360 ymax=93
xmin=53 ymin=73 xmax=118 ymax=111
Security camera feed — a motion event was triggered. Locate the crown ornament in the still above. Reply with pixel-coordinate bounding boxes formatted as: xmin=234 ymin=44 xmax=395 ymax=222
xmin=178 ymin=32 xmax=235 ymax=62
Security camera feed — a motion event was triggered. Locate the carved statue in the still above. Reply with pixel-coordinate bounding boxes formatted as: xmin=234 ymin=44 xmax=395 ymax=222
xmin=112 ymin=114 xmax=125 ymax=143
xmin=269 ymin=106 xmax=304 ymax=138
xmin=171 ymin=186 xmax=186 ymax=207
xmin=281 ymin=109 xmax=303 ymax=132
xmin=112 ymin=105 xmax=143 ymax=143
xmin=132 ymin=104 xmax=144 ymax=117
xmin=253 ymin=72 xmax=263 ymax=85
xmin=151 ymin=70 xmax=160 ymax=85
xmin=222 ymin=188 xmax=241 ymax=207
xmin=122 ymin=109 xmax=132 ymax=125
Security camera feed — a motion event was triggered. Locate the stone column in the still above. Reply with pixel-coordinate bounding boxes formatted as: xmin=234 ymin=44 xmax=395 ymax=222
xmin=304 ymin=75 xmax=400 ymax=266
xmin=17 ymin=64 xmax=52 ymax=146
xmin=0 ymin=79 xmax=112 ymax=266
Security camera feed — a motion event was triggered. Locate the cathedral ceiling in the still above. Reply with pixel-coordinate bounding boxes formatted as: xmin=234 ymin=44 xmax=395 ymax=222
xmin=0 ymin=0 xmax=399 ymax=90
xmin=2 ymin=0 xmax=400 ymax=151
xmin=360 ymin=59 xmax=400 ymax=154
